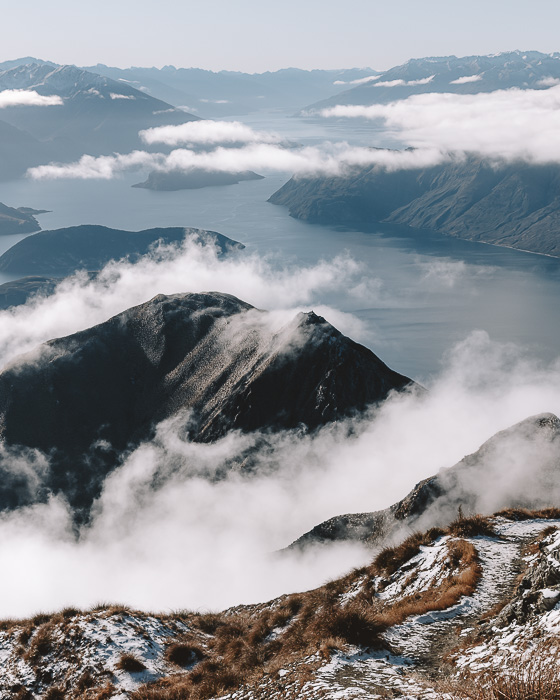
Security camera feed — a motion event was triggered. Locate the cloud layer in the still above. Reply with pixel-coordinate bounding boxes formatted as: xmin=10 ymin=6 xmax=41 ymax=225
xmin=373 ymin=75 xmax=435 ymax=88
xmin=333 ymin=75 xmax=380 ymax=86
xmin=140 ymin=120 xmax=281 ymax=146
xmin=321 ymin=85 xmax=560 ymax=164
xmin=0 ymin=326 xmax=559 ymax=617
xmin=0 ymin=234 xmax=557 ymax=616
xmin=0 ymin=89 xmax=63 ymax=108
xmin=28 ymin=141 xmax=448 ymax=180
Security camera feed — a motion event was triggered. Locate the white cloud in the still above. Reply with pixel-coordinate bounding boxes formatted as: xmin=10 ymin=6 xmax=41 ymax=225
xmin=0 ymin=325 xmax=559 ymax=616
xmin=140 ymin=120 xmax=281 ymax=147
xmin=321 ymin=85 xmax=560 ymax=165
xmin=109 ymin=93 xmax=136 ymax=100
xmin=28 ymin=151 xmax=162 ymax=180
xmin=537 ymin=76 xmax=560 ymax=87
xmin=0 ymin=237 xmax=377 ymax=370
xmin=374 ymin=75 xmax=435 ymax=88
xmin=333 ymin=75 xmax=380 ymax=86
xmin=199 ymin=98 xmax=230 ymax=104
xmin=28 ymin=142 xmax=448 ymax=181
xmin=450 ymin=75 xmax=483 ymax=84
xmin=0 ymin=89 xmax=63 ymax=108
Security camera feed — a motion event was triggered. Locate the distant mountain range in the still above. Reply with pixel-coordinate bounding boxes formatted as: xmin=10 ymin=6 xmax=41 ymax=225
xmin=269 ymin=157 xmax=560 ymax=257
xmin=0 ymin=57 xmax=379 ymax=118
xmin=0 ymin=291 xmax=412 ymax=512
xmin=81 ymin=64 xmax=380 ymax=117
xmin=304 ymin=50 xmax=560 ymax=112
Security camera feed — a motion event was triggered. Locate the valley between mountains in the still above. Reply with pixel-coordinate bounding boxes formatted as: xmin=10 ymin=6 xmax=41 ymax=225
xmin=1 ymin=48 xmax=560 ymax=700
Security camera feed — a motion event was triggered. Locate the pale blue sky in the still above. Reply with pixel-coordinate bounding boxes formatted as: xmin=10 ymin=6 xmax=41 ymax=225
xmin=4 ymin=0 xmax=560 ymax=71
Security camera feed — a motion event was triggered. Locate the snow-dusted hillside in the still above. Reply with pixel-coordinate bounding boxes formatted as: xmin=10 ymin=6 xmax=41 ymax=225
xmin=3 ymin=511 xmax=560 ymax=699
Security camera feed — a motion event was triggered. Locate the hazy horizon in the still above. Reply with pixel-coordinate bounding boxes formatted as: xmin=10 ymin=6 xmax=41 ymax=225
xmin=4 ymin=0 xmax=560 ymax=73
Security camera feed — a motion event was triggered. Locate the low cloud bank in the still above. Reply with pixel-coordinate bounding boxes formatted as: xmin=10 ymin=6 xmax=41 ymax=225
xmin=0 ymin=89 xmax=63 ymax=108
xmin=0 ymin=236 xmax=376 ymax=372
xmin=140 ymin=120 xmax=281 ymax=147
xmin=450 ymin=75 xmax=483 ymax=84
xmin=321 ymin=85 xmax=560 ymax=165
xmin=0 ymin=328 xmax=558 ymax=617
xmin=374 ymin=75 xmax=435 ymax=88
xmin=0 ymin=239 xmax=557 ymax=615
xmin=333 ymin=75 xmax=380 ymax=86
xmin=27 ymin=142 xmax=448 ymax=180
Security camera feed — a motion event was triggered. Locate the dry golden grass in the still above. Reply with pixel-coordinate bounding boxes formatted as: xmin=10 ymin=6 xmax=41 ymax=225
xmin=132 ymin=535 xmax=481 ymax=700
xmin=43 ymin=688 xmax=66 ymax=700
xmin=496 ymin=507 xmax=560 ymax=521
xmin=446 ymin=514 xmax=497 ymax=538
xmin=165 ymin=640 xmax=206 ymax=667
xmin=373 ymin=527 xmax=446 ymax=576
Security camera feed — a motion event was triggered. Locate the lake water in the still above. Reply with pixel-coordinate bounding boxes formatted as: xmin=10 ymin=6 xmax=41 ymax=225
xmin=0 ymin=113 xmax=559 ymax=382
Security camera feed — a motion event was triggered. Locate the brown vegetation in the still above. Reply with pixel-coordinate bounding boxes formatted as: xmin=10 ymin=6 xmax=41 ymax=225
xmin=116 ymin=653 xmax=147 ymax=673
xmin=447 ymin=514 xmax=497 ymax=538
xmin=165 ymin=641 xmax=206 ymax=667
xmin=496 ymin=507 xmax=560 ymax=521
xmin=373 ymin=527 xmax=445 ymax=576
xmin=132 ymin=534 xmax=481 ymax=700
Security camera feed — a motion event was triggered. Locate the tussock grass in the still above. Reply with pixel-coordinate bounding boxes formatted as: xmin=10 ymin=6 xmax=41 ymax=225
xmin=116 ymin=653 xmax=147 ymax=673
xmin=373 ymin=527 xmax=445 ymax=576
xmin=497 ymin=507 xmax=560 ymax=521
xmin=165 ymin=641 xmax=206 ymax=667
xmin=132 ymin=534 xmax=481 ymax=700
xmin=43 ymin=688 xmax=66 ymax=700
xmin=447 ymin=514 xmax=497 ymax=538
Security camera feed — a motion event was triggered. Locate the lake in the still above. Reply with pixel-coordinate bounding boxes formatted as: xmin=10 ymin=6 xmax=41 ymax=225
xmin=0 ymin=112 xmax=559 ymax=381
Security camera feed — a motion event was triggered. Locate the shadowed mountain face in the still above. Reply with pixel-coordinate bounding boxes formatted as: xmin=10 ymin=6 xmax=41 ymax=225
xmin=0 ymin=225 xmax=243 ymax=276
xmin=0 ymin=292 xmax=412 ymax=511
xmin=290 ymin=413 xmax=560 ymax=550
xmin=269 ymin=158 xmax=560 ymax=257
